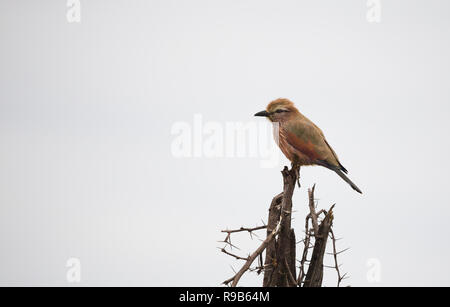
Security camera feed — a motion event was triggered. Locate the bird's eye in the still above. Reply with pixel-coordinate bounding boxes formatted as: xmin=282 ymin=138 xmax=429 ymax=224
xmin=275 ymin=109 xmax=288 ymax=113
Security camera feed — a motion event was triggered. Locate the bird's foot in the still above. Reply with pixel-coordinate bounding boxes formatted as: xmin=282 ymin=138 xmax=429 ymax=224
xmin=291 ymin=163 xmax=301 ymax=188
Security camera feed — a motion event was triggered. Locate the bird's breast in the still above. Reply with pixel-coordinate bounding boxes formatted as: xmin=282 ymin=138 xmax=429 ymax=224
xmin=272 ymin=123 xmax=315 ymax=166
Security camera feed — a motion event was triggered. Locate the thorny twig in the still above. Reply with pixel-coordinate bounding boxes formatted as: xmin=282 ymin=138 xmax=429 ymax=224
xmin=297 ymin=188 xmax=347 ymax=287
xmin=222 ymin=219 xmax=283 ymax=287
xmin=308 ymin=185 xmax=319 ymax=235
xmin=329 ymin=228 xmax=350 ymax=287
xmin=220 ymin=248 xmax=249 ymax=261
xmin=221 ymin=167 xmax=295 ymax=287
xmin=220 ymin=166 xmax=350 ymax=287
xmin=297 ymin=214 xmax=312 ymax=285
xmin=219 ymin=226 xmax=268 ymax=262
xmin=221 ymin=225 xmax=267 ymax=234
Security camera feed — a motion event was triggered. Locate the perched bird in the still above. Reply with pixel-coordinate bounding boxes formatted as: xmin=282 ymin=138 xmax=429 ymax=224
xmin=255 ymin=98 xmax=362 ymax=194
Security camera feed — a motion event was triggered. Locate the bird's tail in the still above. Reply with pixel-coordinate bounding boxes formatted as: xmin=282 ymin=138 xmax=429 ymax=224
xmin=333 ymin=169 xmax=362 ymax=194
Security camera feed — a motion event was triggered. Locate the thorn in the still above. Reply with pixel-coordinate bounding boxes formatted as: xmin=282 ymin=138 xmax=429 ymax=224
xmin=230 ymin=265 xmax=237 ymax=274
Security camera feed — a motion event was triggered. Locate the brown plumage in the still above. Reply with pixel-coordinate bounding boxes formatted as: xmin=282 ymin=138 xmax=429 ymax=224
xmin=255 ymin=98 xmax=362 ymax=194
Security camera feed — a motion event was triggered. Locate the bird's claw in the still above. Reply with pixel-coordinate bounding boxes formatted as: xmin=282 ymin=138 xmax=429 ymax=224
xmin=291 ymin=163 xmax=301 ymax=188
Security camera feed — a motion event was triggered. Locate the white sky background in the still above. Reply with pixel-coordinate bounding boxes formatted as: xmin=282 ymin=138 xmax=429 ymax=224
xmin=1 ymin=0 xmax=450 ymax=286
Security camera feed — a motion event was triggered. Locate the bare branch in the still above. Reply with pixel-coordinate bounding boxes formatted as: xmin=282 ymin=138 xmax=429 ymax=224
xmin=220 ymin=164 xmax=351 ymax=288
xmin=284 ymin=258 xmax=297 ymax=286
xmin=297 ymin=214 xmax=312 ymax=285
xmin=223 ymin=220 xmax=282 ymax=287
xmin=220 ymin=248 xmax=249 ymax=261
xmin=330 ymin=228 xmax=348 ymax=287
xmin=308 ymin=184 xmax=319 ymax=235
xmin=221 ymin=225 xmax=267 ymax=234
xmin=327 ymin=247 xmax=350 ymax=256
xmin=303 ymin=204 xmax=334 ymax=287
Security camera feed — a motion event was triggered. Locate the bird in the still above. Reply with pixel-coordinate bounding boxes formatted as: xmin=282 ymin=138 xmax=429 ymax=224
xmin=255 ymin=98 xmax=362 ymax=194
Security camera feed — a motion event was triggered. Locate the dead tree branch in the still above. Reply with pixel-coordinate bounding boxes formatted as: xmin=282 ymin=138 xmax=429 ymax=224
xmin=308 ymin=185 xmax=319 ymax=235
xmin=220 ymin=165 xmax=350 ymax=287
xmin=303 ymin=204 xmax=335 ymax=287
xmin=262 ymin=193 xmax=283 ymax=286
xmin=220 ymin=248 xmax=249 ymax=261
xmin=263 ymin=166 xmax=298 ymax=287
xmin=221 ymin=225 xmax=267 ymax=235
xmin=297 ymin=217 xmax=312 ymax=285
xmin=222 ymin=220 xmax=282 ymax=287
xmin=329 ymin=228 xmax=349 ymax=287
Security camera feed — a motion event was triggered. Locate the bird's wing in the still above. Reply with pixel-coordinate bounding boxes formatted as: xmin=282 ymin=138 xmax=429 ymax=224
xmin=309 ymin=121 xmax=348 ymax=172
xmin=322 ymin=138 xmax=347 ymax=173
xmin=283 ymin=119 xmax=341 ymax=168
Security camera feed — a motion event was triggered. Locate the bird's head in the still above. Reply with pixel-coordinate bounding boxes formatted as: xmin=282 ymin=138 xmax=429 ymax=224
xmin=254 ymin=98 xmax=299 ymax=122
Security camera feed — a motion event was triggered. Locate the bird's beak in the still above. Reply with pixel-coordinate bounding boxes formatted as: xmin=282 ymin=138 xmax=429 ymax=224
xmin=254 ymin=110 xmax=270 ymax=117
